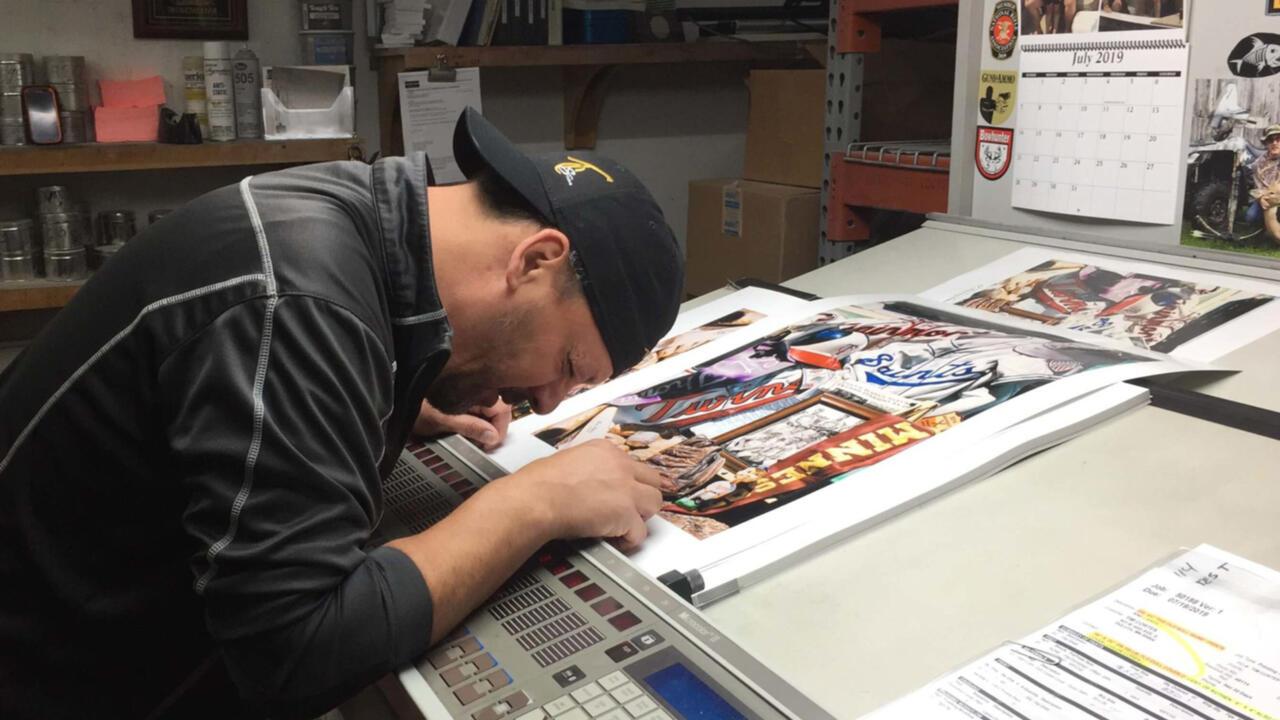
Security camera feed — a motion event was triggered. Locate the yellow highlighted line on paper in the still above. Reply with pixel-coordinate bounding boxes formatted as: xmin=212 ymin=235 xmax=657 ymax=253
xmin=1088 ymin=631 xmax=1274 ymax=720
xmin=1138 ymin=609 xmax=1227 ymax=652
xmin=1141 ymin=611 xmax=1209 ymax=679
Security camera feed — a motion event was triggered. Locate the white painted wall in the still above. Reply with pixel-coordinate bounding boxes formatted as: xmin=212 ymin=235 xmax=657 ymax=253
xmin=480 ymin=63 xmax=750 ymax=249
xmin=1 ymin=0 xmax=751 ymax=251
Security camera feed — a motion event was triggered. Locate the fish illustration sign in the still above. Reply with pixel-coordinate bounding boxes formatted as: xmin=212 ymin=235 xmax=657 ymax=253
xmin=1228 ymin=34 xmax=1280 ymax=78
xmin=976 ymin=126 xmax=1013 ymax=180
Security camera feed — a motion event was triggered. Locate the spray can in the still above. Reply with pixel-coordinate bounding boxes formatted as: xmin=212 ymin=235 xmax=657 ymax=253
xmin=182 ymin=56 xmax=209 ymax=139
xmin=202 ymin=42 xmax=237 ymax=142
xmin=232 ymin=46 xmax=263 ymax=139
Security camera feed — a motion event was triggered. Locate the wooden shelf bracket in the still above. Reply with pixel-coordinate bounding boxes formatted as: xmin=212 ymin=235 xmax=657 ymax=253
xmin=562 ymin=64 xmax=618 ymax=150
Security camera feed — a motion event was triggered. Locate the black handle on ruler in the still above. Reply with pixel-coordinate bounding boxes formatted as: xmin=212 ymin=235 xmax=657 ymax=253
xmin=727 ymin=277 xmax=821 ymax=301
xmin=1128 ymin=377 xmax=1280 ymax=441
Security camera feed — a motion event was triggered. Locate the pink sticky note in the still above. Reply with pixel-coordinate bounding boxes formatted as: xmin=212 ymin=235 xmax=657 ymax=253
xmin=93 ymin=105 xmax=159 ymax=142
xmin=98 ymin=76 xmax=166 ymax=108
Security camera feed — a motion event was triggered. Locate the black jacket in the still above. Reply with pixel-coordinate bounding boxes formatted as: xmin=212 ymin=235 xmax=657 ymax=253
xmin=0 ymin=155 xmax=449 ymax=718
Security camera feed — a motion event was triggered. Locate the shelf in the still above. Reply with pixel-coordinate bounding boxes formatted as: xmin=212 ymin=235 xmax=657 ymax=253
xmin=0 ymin=282 xmax=82 ymax=312
xmin=846 ymin=0 xmax=959 ymax=12
xmin=375 ymin=40 xmax=824 ymax=151
xmin=838 ymin=0 xmax=959 ymax=52
xmin=0 ymin=138 xmax=362 ymax=177
xmin=828 ymin=141 xmax=951 ymax=243
xmin=376 ymin=40 xmax=825 ymax=70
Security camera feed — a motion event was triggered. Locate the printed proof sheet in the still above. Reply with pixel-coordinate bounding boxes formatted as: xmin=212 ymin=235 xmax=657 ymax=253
xmin=865 ymin=544 xmax=1280 ymax=720
xmin=923 ymin=246 xmax=1280 ymax=362
xmin=488 ymin=289 xmax=1197 ymax=598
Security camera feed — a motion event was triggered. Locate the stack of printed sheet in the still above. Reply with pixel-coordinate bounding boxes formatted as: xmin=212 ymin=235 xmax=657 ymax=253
xmin=483 ymin=248 xmax=1280 ymax=605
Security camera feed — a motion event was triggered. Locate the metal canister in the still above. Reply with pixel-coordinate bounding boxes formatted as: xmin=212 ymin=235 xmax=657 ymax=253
xmin=98 ymin=210 xmax=137 ymax=246
xmin=60 ymin=111 xmax=88 ymax=143
xmin=0 ymin=219 xmax=36 ymax=255
xmin=148 ymin=209 xmax=173 ymax=225
xmin=1 ymin=53 xmax=36 ymax=144
xmin=51 ymin=83 xmax=88 ymax=112
xmin=37 ymin=186 xmax=73 ymax=215
xmin=44 ymin=248 xmax=87 ymax=281
xmin=0 ymin=91 xmax=21 ymax=118
xmin=0 ymin=254 xmax=38 ymax=282
xmin=41 ymin=211 xmax=87 ymax=251
xmin=73 ymin=202 xmax=94 ymax=245
xmin=93 ymin=242 xmax=123 ymax=269
xmin=43 ymin=56 xmax=86 ymax=86
xmin=0 ymin=121 xmax=24 ymax=145
xmin=0 ymin=53 xmax=35 ymax=91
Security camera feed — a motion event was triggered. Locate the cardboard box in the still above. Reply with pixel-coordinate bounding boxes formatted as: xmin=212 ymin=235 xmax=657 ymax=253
xmin=743 ymin=69 xmax=825 ymax=189
xmin=685 ymin=178 xmax=820 ymax=296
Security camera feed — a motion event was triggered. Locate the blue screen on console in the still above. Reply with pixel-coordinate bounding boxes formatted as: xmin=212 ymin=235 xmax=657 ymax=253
xmin=644 ymin=663 xmax=746 ymax=720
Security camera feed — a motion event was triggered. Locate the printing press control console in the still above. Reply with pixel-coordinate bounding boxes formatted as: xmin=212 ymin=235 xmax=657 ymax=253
xmin=378 ymin=437 xmax=833 ymax=720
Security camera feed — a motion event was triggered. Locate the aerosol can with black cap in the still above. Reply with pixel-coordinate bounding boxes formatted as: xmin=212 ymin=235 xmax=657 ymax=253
xmin=232 ymin=46 xmax=263 ymax=139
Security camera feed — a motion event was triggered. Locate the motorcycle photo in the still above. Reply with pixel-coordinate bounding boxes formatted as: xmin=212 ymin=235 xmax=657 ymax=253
xmin=1184 ymin=83 xmax=1268 ymax=245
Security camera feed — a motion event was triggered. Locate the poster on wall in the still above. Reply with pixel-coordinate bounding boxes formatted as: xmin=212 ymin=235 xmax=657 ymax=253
xmin=1183 ymin=78 xmax=1280 ymax=259
xmin=131 ymin=0 xmax=248 ymax=39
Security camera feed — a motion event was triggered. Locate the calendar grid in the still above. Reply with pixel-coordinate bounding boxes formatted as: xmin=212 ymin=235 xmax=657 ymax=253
xmin=1011 ymin=45 xmax=1189 ymax=225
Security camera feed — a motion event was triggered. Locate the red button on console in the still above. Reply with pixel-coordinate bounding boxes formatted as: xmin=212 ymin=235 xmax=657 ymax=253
xmin=591 ymin=597 xmax=623 ymax=616
xmin=559 ymin=570 xmax=588 ymax=588
xmin=608 ymin=611 xmax=641 ymax=631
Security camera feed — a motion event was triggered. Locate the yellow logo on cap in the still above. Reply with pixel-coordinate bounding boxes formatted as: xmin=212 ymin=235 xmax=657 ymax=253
xmin=554 ymin=156 xmax=614 ymax=186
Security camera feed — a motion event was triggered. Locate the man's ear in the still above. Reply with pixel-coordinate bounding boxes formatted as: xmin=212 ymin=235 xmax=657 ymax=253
xmin=505 ymin=228 xmax=571 ymax=291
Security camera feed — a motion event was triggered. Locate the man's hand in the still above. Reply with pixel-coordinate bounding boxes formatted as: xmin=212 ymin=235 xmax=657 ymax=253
xmin=507 ymin=439 xmax=666 ymax=552
xmin=388 ymin=439 xmax=667 ymax=643
xmin=414 ymin=399 xmax=512 ymax=451
xmin=1259 ymin=184 xmax=1280 ymax=211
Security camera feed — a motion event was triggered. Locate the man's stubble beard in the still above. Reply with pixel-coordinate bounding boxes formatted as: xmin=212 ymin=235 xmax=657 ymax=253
xmin=425 ymin=306 xmax=529 ymax=414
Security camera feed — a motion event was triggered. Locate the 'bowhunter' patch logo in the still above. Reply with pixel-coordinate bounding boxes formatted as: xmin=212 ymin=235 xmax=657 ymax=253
xmin=976 ymin=126 xmax=1013 ymax=181
xmin=990 ymin=0 xmax=1018 ymax=60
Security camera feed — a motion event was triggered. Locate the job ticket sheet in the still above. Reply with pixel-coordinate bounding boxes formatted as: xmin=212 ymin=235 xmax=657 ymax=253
xmin=867 ymin=544 xmax=1280 ymax=719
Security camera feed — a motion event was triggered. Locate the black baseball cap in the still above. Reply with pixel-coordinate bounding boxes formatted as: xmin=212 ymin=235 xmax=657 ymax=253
xmin=452 ymin=107 xmax=684 ymax=375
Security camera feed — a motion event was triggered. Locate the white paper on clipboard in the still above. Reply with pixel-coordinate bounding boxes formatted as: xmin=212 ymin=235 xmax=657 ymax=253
xmin=397 ymin=68 xmax=483 ymax=184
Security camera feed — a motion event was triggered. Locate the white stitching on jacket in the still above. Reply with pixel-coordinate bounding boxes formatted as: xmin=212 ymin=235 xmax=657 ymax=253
xmin=194 ymin=177 xmax=279 ymax=595
xmin=0 ymin=274 xmax=269 ymax=476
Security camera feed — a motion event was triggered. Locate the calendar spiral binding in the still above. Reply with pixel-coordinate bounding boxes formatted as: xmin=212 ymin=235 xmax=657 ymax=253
xmin=1023 ymin=38 xmax=1187 ymax=52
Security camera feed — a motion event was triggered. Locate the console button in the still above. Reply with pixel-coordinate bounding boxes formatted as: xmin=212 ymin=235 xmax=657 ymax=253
xmin=631 ymin=631 xmax=664 ymax=651
xmin=551 ymin=665 xmax=586 ymax=688
xmin=604 ymin=642 xmax=638 ymax=663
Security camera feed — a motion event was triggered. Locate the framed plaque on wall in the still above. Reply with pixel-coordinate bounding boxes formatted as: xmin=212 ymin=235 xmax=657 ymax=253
xmin=132 ymin=0 xmax=248 ymax=40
